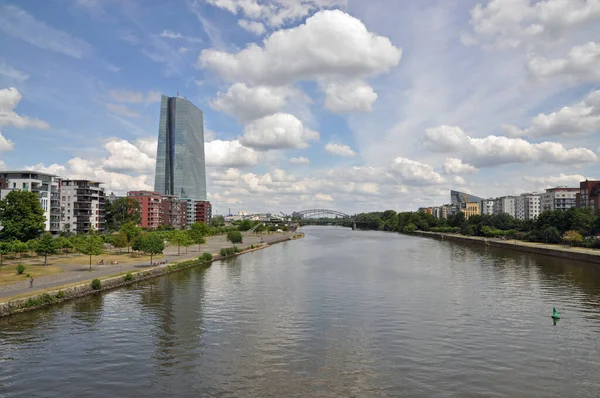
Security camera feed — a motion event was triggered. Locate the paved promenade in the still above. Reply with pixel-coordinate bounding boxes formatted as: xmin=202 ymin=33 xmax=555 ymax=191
xmin=0 ymin=232 xmax=293 ymax=302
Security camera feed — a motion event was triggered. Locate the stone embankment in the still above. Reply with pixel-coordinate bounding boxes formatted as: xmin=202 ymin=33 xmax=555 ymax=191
xmin=0 ymin=234 xmax=304 ymax=318
xmin=414 ymin=231 xmax=600 ymax=264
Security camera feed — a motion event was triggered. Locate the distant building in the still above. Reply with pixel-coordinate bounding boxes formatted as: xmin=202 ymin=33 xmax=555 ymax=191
xmin=160 ymin=195 xmax=185 ymax=229
xmin=480 ymin=199 xmax=494 ymax=216
xmin=0 ymin=171 xmax=61 ymax=234
xmin=461 ymin=202 xmax=480 ymax=219
xmin=418 ymin=207 xmax=433 ymax=215
xmin=576 ymin=180 xmax=600 ymax=210
xmin=493 ymin=196 xmax=517 ymax=218
xmin=540 ymin=187 xmax=579 ymax=212
xmin=194 ymin=200 xmax=212 ymax=224
xmin=515 ymin=193 xmax=541 ymax=220
xmin=60 ymin=180 xmax=106 ymax=234
xmin=127 ymin=191 xmax=162 ymax=229
xmin=451 ymin=190 xmax=484 ymax=206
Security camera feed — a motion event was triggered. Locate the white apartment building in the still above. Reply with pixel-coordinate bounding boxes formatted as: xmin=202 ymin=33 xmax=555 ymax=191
xmin=0 ymin=171 xmax=61 ymax=234
xmin=540 ymin=187 xmax=579 ymax=212
xmin=480 ymin=199 xmax=494 ymax=215
xmin=493 ymin=196 xmax=516 ymax=218
xmin=60 ymin=180 xmax=106 ymax=234
xmin=515 ymin=193 xmax=541 ymax=220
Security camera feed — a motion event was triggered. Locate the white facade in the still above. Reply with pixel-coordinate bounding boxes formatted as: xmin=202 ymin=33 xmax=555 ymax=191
xmin=0 ymin=171 xmax=61 ymax=233
xmin=515 ymin=193 xmax=541 ymax=220
xmin=540 ymin=188 xmax=578 ymax=212
xmin=60 ymin=180 xmax=106 ymax=234
xmin=493 ymin=196 xmax=516 ymax=218
xmin=480 ymin=200 xmax=494 ymax=215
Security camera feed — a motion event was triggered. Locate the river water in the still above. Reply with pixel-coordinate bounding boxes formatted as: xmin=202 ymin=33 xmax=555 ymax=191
xmin=1 ymin=227 xmax=600 ymax=397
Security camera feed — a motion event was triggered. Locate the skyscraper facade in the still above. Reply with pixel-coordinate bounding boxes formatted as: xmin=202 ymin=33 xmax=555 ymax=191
xmin=154 ymin=95 xmax=207 ymax=201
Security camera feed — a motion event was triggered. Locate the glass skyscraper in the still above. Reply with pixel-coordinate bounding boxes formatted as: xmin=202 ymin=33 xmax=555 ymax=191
xmin=154 ymin=95 xmax=207 ymax=201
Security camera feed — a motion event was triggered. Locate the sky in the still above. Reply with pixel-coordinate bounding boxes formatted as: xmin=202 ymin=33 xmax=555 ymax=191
xmin=0 ymin=0 xmax=599 ymax=216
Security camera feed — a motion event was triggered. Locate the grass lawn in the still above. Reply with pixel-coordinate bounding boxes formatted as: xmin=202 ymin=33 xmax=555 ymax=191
xmin=55 ymin=251 xmax=165 ymax=266
xmin=0 ymin=264 xmax=63 ymax=286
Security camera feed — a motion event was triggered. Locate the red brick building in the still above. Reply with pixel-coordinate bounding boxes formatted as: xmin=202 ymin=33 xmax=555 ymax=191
xmin=576 ymin=180 xmax=600 ymax=210
xmin=160 ymin=195 xmax=185 ymax=229
xmin=194 ymin=200 xmax=212 ymax=224
xmin=127 ymin=191 xmax=162 ymax=229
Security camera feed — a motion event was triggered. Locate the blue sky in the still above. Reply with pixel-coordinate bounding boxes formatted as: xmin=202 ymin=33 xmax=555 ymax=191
xmin=0 ymin=0 xmax=599 ymax=215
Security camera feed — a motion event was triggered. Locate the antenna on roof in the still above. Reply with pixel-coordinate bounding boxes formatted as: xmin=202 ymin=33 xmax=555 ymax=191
xmin=176 ymin=90 xmax=179 ymax=97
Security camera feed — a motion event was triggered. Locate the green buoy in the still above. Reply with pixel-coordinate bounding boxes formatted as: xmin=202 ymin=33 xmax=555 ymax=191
xmin=551 ymin=307 xmax=560 ymax=320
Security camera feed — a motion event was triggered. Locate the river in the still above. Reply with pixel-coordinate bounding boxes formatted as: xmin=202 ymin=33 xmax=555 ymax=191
xmin=1 ymin=226 xmax=600 ymax=397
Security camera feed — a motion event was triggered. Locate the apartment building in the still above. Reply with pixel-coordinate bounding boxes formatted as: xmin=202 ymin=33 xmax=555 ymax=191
xmin=515 ymin=193 xmax=541 ymax=220
xmin=480 ymin=199 xmax=494 ymax=216
xmin=194 ymin=200 xmax=212 ymax=224
xmin=576 ymin=180 xmax=600 ymax=210
xmin=160 ymin=195 xmax=186 ymax=229
xmin=127 ymin=191 xmax=162 ymax=229
xmin=493 ymin=196 xmax=517 ymax=218
xmin=60 ymin=180 xmax=106 ymax=233
xmin=540 ymin=187 xmax=579 ymax=212
xmin=0 ymin=171 xmax=61 ymax=234
xmin=460 ymin=202 xmax=480 ymax=220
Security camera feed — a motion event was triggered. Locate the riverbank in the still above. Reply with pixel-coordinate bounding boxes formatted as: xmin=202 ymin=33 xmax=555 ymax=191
xmin=414 ymin=231 xmax=600 ymax=264
xmin=0 ymin=233 xmax=303 ymax=318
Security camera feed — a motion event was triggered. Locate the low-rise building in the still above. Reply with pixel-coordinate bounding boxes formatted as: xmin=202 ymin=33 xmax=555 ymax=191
xmin=461 ymin=202 xmax=480 ymax=219
xmin=0 ymin=171 xmax=61 ymax=234
xmin=127 ymin=191 xmax=162 ymax=229
xmin=576 ymin=180 xmax=600 ymax=210
xmin=540 ymin=187 xmax=579 ymax=212
xmin=60 ymin=179 xmax=106 ymax=234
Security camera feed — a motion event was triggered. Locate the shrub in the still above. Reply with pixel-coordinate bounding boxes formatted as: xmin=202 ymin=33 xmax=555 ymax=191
xmin=91 ymin=278 xmax=102 ymax=290
xmin=16 ymin=264 xmax=25 ymax=274
xmin=220 ymin=248 xmax=228 ymax=256
xmin=220 ymin=247 xmax=237 ymax=257
xmin=124 ymin=272 xmax=134 ymax=281
xmin=200 ymin=252 xmax=213 ymax=262
xmin=26 ymin=273 xmax=31 ymax=277
xmin=55 ymin=290 xmax=65 ymax=300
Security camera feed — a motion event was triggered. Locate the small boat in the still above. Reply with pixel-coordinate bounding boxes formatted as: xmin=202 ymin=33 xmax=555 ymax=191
xmin=551 ymin=307 xmax=560 ymax=319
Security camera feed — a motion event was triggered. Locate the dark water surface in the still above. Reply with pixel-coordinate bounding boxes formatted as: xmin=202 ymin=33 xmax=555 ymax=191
xmin=1 ymin=227 xmax=600 ymax=397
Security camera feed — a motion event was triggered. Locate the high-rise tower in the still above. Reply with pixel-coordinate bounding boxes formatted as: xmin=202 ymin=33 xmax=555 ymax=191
xmin=154 ymin=95 xmax=207 ymax=201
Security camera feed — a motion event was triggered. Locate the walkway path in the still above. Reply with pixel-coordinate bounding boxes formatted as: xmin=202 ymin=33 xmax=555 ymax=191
xmin=0 ymin=232 xmax=293 ymax=302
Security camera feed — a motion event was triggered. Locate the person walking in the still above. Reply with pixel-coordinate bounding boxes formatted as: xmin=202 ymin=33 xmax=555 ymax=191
xmin=29 ymin=277 xmax=34 ymax=288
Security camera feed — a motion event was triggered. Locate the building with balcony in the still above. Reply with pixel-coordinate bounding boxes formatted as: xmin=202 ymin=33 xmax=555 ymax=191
xmin=515 ymin=193 xmax=541 ymax=220
xmin=0 ymin=171 xmax=61 ymax=234
xmin=127 ymin=191 xmax=162 ymax=229
xmin=160 ymin=195 xmax=186 ymax=229
xmin=194 ymin=200 xmax=212 ymax=224
xmin=493 ymin=196 xmax=517 ymax=218
xmin=576 ymin=180 xmax=600 ymax=210
xmin=540 ymin=187 xmax=579 ymax=212
xmin=480 ymin=199 xmax=494 ymax=215
xmin=60 ymin=180 xmax=105 ymax=234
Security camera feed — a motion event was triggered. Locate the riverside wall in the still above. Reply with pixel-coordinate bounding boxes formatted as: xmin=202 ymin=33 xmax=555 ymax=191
xmin=414 ymin=231 xmax=600 ymax=265
xmin=0 ymin=234 xmax=303 ymax=318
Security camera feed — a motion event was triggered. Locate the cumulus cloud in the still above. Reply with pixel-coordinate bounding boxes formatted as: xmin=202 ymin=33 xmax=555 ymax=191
xmin=442 ymin=158 xmax=478 ymax=174
xmin=108 ymin=89 xmax=161 ymax=103
xmin=0 ymin=87 xmax=50 ymax=129
xmin=238 ymin=19 xmax=266 ymax=35
xmin=205 ymin=139 xmax=261 ymax=167
xmin=461 ymin=0 xmax=600 ymax=49
xmin=210 ymin=83 xmax=295 ymax=121
xmin=325 ymin=143 xmax=357 ymax=157
xmin=523 ymin=173 xmax=589 ymax=186
xmin=321 ymin=80 xmax=377 ymax=113
xmin=390 ymin=157 xmax=445 ymax=185
xmin=289 ymin=156 xmax=310 ymax=164
xmin=102 ymin=138 xmax=156 ymax=173
xmin=106 ymin=103 xmax=141 ymax=118
xmin=504 ymin=90 xmax=600 ymax=137
xmin=241 ymin=113 xmax=319 ymax=150
xmin=424 ymin=125 xmax=598 ymax=166
xmin=199 ymin=10 xmax=401 ymax=86
xmin=315 ymin=193 xmax=334 ymax=202
xmin=0 ymin=131 xmax=15 ymax=152
xmin=528 ymin=41 xmax=600 ymax=82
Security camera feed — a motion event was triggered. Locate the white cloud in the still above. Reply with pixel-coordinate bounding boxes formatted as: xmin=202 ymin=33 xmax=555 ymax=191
xmin=325 ymin=143 xmax=356 ymax=157
xmin=0 ymin=4 xmax=92 ymax=58
xmin=390 ymin=157 xmax=445 ymax=185
xmin=462 ymin=0 xmax=600 ymax=49
xmin=210 ymin=83 xmax=294 ymax=121
xmin=0 ymin=131 xmax=15 ymax=152
xmin=102 ymin=138 xmax=156 ymax=173
xmin=205 ymin=139 xmax=261 ymax=167
xmin=159 ymin=29 xmax=203 ymax=42
xmin=315 ymin=193 xmax=334 ymax=202
xmin=205 ymin=129 xmax=217 ymax=141
xmin=505 ymin=90 xmax=600 ymax=137
xmin=106 ymin=103 xmax=141 ymax=118
xmin=0 ymin=61 xmax=28 ymax=81
xmin=322 ymin=80 xmax=377 ymax=113
xmin=524 ymin=173 xmax=588 ymax=187
xmin=454 ymin=176 xmax=466 ymax=185
xmin=241 ymin=113 xmax=319 ymax=150
xmin=424 ymin=125 xmax=598 ymax=166
xmin=528 ymin=41 xmax=600 ymax=82
xmin=0 ymin=87 xmax=50 ymax=129
xmin=133 ymin=137 xmax=157 ymax=158
xmin=289 ymin=156 xmax=310 ymax=164
xmin=238 ymin=19 xmax=266 ymax=35
xmin=108 ymin=90 xmax=161 ymax=103
xmin=442 ymin=158 xmax=478 ymax=174
xmin=199 ymin=10 xmax=401 ymax=86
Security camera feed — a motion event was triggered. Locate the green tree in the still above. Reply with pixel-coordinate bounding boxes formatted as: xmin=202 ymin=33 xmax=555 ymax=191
xmin=136 ymin=233 xmax=165 ymax=265
xmin=237 ymin=219 xmax=254 ymax=231
xmin=11 ymin=240 xmax=28 ymax=263
xmin=169 ymin=230 xmax=190 ymax=255
xmin=562 ymin=230 xmax=583 ymax=246
xmin=112 ymin=231 xmax=128 ymax=254
xmin=120 ymin=222 xmax=142 ymax=253
xmin=402 ymin=223 xmax=416 ymax=233
xmin=0 ymin=190 xmax=45 ymax=242
xmin=105 ymin=197 xmax=141 ymax=231
xmin=188 ymin=222 xmax=208 ymax=251
xmin=35 ymin=233 xmax=58 ymax=265
xmin=0 ymin=241 xmax=11 ymax=265
xmin=211 ymin=215 xmax=225 ymax=227
xmin=77 ymin=233 xmax=105 ymax=270
xmin=55 ymin=236 xmax=74 ymax=254
xmin=60 ymin=223 xmax=72 ymax=237
xmin=226 ymin=230 xmax=243 ymax=247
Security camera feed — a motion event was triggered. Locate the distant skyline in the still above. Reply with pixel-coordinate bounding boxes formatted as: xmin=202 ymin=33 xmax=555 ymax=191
xmin=0 ymin=0 xmax=598 ymax=215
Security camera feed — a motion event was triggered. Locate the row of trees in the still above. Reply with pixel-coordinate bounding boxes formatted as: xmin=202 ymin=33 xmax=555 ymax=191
xmin=353 ymin=207 xmax=600 ymax=247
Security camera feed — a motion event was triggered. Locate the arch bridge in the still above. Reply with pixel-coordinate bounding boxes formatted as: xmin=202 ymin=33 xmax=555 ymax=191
xmin=292 ymin=209 xmax=356 ymax=228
